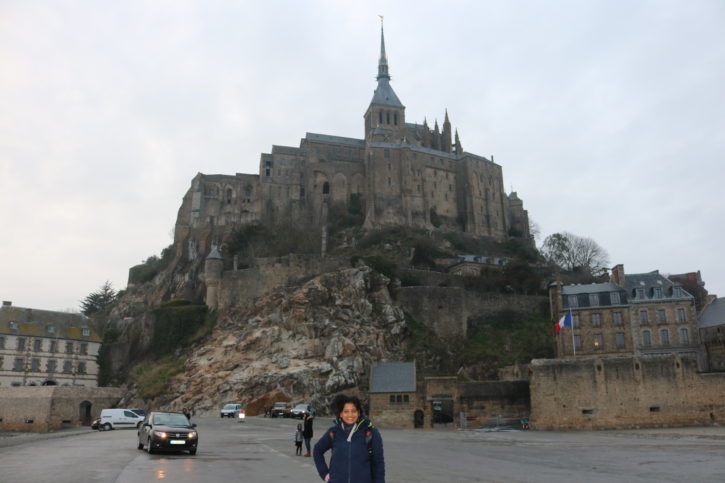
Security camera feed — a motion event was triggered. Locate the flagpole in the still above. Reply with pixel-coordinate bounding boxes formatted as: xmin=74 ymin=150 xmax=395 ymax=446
xmin=570 ymin=309 xmax=576 ymax=356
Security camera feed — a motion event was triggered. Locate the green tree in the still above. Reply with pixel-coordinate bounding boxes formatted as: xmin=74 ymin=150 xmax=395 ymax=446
xmin=80 ymin=281 xmax=117 ymax=316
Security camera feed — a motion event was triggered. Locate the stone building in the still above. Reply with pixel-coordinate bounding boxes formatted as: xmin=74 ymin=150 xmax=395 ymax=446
xmin=0 ymin=301 xmax=101 ymax=387
xmin=368 ymin=361 xmax=419 ymax=429
xmin=173 ymin=24 xmax=530 ymax=263
xmin=549 ymin=264 xmax=700 ymax=361
xmin=699 ymin=297 xmax=725 ymax=371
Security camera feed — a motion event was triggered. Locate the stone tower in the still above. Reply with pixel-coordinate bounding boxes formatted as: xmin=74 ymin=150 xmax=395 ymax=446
xmin=204 ymin=245 xmax=223 ymax=310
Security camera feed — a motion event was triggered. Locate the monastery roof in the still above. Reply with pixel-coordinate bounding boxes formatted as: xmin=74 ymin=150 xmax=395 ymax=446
xmin=369 ymin=361 xmax=416 ymax=393
xmin=369 ymin=78 xmax=403 ymax=108
xmin=0 ymin=305 xmax=101 ymax=342
xmin=271 ymin=145 xmax=301 ymax=156
xmin=305 ymin=133 xmax=365 ymax=147
xmin=699 ymin=298 xmax=725 ymax=328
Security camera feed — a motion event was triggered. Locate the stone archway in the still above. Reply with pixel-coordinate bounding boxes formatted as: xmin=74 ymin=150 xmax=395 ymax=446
xmin=79 ymin=401 xmax=92 ymax=426
xmin=414 ymin=409 xmax=424 ymax=428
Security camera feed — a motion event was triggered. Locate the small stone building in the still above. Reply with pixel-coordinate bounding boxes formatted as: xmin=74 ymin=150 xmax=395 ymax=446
xmin=368 ymin=362 xmax=419 ymax=429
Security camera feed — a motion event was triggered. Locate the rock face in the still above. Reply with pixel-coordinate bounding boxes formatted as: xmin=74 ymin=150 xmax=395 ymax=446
xmin=164 ymin=266 xmax=406 ymax=415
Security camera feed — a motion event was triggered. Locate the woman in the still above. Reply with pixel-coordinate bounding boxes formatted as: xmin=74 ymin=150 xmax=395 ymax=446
xmin=313 ymin=395 xmax=385 ymax=483
xmin=303 ymin=412 xmax=314 ymax=457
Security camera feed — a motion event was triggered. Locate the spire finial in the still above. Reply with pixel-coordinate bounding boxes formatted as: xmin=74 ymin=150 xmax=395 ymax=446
xmin=377 ymin=16 xmax=390 ymax=81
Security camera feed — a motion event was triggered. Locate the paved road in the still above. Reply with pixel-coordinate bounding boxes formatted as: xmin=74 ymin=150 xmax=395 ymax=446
xmin=1 ymin=417 xmax=725 ymax=482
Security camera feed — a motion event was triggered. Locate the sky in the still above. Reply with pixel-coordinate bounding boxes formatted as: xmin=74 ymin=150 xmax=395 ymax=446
xmin=1 ymin=0 xmax=724 ymax=312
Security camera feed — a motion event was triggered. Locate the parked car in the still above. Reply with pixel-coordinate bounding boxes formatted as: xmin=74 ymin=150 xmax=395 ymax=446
xmin=91 ymin=418 xmax=101 ymax=430
xmin=220 ymin=403 xmax=243 ymax=418
xmin=290 ymin=404 xmax=315 ymax=419
xmin=137 ymin=411 xmax=198 ymax=455
xmin=270 ymin=402 xmax=292 ymax=418
xmin=100 ymin=408 xmax=145 ymax=431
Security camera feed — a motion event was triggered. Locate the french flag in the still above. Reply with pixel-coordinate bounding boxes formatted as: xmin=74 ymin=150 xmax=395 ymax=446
xmin=554 ymin=311 xmax=572 ymax=333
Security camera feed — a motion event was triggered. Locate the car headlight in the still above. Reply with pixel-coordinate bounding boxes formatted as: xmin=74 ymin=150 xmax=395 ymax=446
xmin=188 ymin=431 xmax=197 ymax=439
xmin=154 ymin=431 xmax=168 ymax=439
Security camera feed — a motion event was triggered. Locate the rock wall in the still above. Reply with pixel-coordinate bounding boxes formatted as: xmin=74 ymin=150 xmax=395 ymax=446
xmin=529 ymin=355 xmax=725 ymax=430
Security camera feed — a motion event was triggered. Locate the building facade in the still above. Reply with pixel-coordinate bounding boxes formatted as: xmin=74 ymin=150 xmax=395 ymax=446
xmin=549 ymin=264 xmax=700 ymax=361
xmin=699 ymin=297 xmax=725 ymax=371
xmin=172 ymin=25 xmax=530 ymax=264
xmin=0 ymin=301 xmax=101 ymax=387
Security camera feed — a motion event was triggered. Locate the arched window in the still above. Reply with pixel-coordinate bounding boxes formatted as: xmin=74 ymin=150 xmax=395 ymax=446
xmin=394 ymin=113 xmax=398 ymax=125
xmin=379 ymin=110 xmax=383 ymax=124
xmin=322 ymin=182 xmax=330 ymax=195
xmin=226 ymin=188 xmax=233 ymax=204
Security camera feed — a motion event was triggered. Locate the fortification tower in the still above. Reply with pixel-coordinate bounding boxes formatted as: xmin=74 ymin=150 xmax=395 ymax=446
xmin=204 ymin=245 xmax=223 ymax=310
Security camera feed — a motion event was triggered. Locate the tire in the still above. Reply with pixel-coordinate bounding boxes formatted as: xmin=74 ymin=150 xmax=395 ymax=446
xmin=147 ymin=438 xmax=155 ymax=454
xmin=137 ymin=441 xmax=144 ymax=450
xmin=103 ymin=423 xmax=112 ymax=431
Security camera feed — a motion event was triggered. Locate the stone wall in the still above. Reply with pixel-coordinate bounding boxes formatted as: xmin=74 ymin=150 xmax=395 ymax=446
xmin=529 ymin=355 xmax=725 ymax=430
xmin=369 ymin=392 xmax=420 ymax=429
xmin=0 ymin=386 xmax=123 ymax=432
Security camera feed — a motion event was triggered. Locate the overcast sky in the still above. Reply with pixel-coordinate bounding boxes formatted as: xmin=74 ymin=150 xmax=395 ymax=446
xmin=1 ymin=0 xmax=724 ymax=312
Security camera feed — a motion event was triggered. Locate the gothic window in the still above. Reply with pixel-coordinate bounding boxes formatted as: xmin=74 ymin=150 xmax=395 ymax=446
xmin=33 ymin=339 xmax=42 ymax=352
xmin=660 ymin=329 xmax=670 ymax=345
xmin=591 ymin=313 xmax=601 ymax=328
xmin=679 ymin=328 xmax=689 ymax=345
xmin=322 ymin=182 xmax=330 ymax=195
xmin=615 ymin=332 xmax=626 ymax=348
xmin=612 ymin=312 xmax=623 ymax=326
xmin=46 ymin=359 xmax=57 ymax=373
xmin=677 ymin=308 xmax=686 ymax=323
xmin=642 ymin=330 xmax=652 ymax=347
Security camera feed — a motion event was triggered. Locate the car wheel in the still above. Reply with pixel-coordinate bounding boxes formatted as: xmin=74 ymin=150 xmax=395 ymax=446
xmin=189 ymin=449 xmax=197 ymax=455
xmin=137 ymin=441 xmax=144 ymax=450
xmin=103 ymin=423 xmax=112 ymax=431
xmin=147 ymin=438 xmax=155 ymax=454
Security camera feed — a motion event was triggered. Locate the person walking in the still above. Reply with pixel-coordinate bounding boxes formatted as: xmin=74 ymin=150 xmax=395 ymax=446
xmin=302 ymin=411 xmax=314 ymax=457
xmin=295 ymin=423 xmax=304 ymax=455
xmin=313 ymin=395 xmax=385 ymax=483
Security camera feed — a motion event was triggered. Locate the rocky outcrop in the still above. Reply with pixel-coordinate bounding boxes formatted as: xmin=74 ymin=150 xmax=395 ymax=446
xmin=162 ymin=266 xmax=406 ymax=414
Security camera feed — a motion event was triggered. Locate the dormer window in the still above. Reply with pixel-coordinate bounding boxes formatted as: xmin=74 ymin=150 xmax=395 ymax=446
xmin=47 ymin=325 xmax=56 ymax=335
xmin=611 ymin=292 xmax=621 ymax=305
xmin=82 ymin=328 xmax=90 ymax=337
xmin=588 ymin=294 xmax=599 ymax=307
xmin=9 ymin=320 xmax=18 ymax=330
xmin=568 ymin=295 xmax=579 ymax=308
xmin=653 ymin=287 xmax=662 ymax=298
xmin=636 ymin=288 xmax=645 ymax=299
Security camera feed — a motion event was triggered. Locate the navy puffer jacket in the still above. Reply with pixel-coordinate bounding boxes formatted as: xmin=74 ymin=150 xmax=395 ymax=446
xmin=313 ymin=418 xmax=385 ymax=483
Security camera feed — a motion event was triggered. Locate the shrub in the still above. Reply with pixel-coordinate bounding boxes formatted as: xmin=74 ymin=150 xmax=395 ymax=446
xmin=361 ymin=255 xmax=397 ymax=279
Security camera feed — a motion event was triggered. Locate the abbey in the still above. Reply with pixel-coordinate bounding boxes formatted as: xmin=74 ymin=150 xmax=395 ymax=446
xmin=175 ymin=26 xmax=529 ymax=253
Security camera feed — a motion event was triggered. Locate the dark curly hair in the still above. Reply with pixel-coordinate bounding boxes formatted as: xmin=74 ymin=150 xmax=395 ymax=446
xmin=331 ymin=394 xmax=363 ymax=417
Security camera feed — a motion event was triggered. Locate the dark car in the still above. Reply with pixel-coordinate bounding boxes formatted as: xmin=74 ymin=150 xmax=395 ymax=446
xmin=270 ymin=402 xmax=292 ymax=418
xmin=91 ymin=418 xmax=101 ymax=430
xmin=137 ymin=411 xmax=198 ymax=455
xmin=290 ymin=404 xmax=315 ymax=419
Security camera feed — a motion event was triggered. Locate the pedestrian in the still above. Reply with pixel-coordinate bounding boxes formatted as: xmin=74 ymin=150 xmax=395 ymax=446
xmin=313 ymin=394 xmax=385 ymax=483
xmin=182 ymin=407 xmax=191 ymax=421
xmin=295 ymin=423 xmax=304 ymax=455
xmin=302 ymin=411 xmax=314 ymax=457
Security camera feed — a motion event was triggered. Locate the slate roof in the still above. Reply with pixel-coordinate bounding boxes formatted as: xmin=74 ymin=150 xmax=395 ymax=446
xmin=369 ymin=78 xmax=403 ymax=108
xmin=562 ymin=282 xmax=624 ymax=295
xmin=699 ymin=298 xmax=725 ymax=328
xmin=305 ymin=133 xmax=365 ymax=147
xmin=369 ymin=362 xmax=416 ymax=393
xmin=0 ymin=305 xmax=101 ymax=342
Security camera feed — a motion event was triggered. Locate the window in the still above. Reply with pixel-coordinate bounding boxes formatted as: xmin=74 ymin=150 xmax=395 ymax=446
xmin=46 ymin=359 xmax=57 ymax=373
xmin=611 ymin=292 xmax=621 ymax=305
xmin=62 ymin=360 xmax=72 ymax=374
xmin=0 ymin=356 xmax=3 ymax=369
xmin=572 ymin=315 xmax=581 ymax=329
xmin=13 ymin=357 xmax=24 ymax=371
xmin=387 ymin=177 xmax=391 ymax=186
xmin=573 ymin=335 xmax=582 ymax=350
xmin=47 ymin=325 xmax=56 ymax=335
xmin=568 ymin=295 xmax=579 ymax=308
xmin=0 ymin=336 xmax=4 ymax=349
xmin=384 ymin=148 xmax=390 ymax=158
xmin=615 ymin=332 xmax=626 ymax=348
xmin=386 ymin=111 xmax=390 ymax=124
xmin=679 ymin=328 xmax=690 ymax=345
xmin=589 ymin=294 xmax=599 ymax=307
xmin=639 ymin=310 xmax=649 ymax=325
xmin=77 ymin=362 xmax=86 ymax=375
xmin=322 ymin=182 xmax=329 ymax=195
xmin=17 ymin=338 xmax=26 ymax=351
xmin=653 ymin=287 xmax=662 ymax=298
xmin=378 ymin=110 xmax=383 ymax=124
xmin=9 ymin=320 xmax=18 ymax=330
xmin=677 ymin=308 xmax=686 ymax=323
xmin=31 ymin=358 xmax=40 ymax=372
xmin=226 ymin=188 xmax=233 ymax=204
xmin=642 ymin=330 xmax=652 ymax=347
xmin=593 ymin=334 xmax=604 ymax=350
xmin=49 ymin=340 xmax=57 ymax=353
xmin=389 ymin=395 xmax=395 ymax=403
xmin=394 ymin=113 xmax=398 ymax=125
xmin=612 ymin=312 xmax=623 ymax=327
xmin=591 ymin=313 xmax=601 ymax=328
xmin=403 ymin=394 xmax=409 ymax=403
xmin=396 ymin=395 xmax=402 ymax=403
xmin=80 ymin=343 xmax=88 ymax=356
xmin=65 ymin=342 xmax=74 ymax=354
xmin=636 ymin=288 xmax=645 ymax=299
xmin=660 ymin=329 xmax=670 ymax=345
xmin=33 ymin=339 xmax=42 ymax=352
xmin=657 ymin=309 xmax=667 ymax=324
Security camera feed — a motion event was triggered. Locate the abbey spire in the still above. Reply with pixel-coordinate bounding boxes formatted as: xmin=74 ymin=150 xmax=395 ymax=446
xmin=364 ymin=17 xmax=405 ymax=140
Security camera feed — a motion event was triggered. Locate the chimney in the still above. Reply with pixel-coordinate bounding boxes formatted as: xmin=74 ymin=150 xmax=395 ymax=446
xmin=610 ymin=264 xmax=625 ymax=287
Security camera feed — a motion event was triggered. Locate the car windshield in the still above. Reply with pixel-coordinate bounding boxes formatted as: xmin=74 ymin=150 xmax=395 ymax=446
xmin=223 ymin=404 xmax=237 ymax=410
xmin=152 ymin=413 xmax=191 ymax=427
xmin=294 ymin=405 xmax=307 ymax=410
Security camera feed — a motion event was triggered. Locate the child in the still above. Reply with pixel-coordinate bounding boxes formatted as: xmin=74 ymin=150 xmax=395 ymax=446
xmin=294 ymin=423 xmax=304 ymax=455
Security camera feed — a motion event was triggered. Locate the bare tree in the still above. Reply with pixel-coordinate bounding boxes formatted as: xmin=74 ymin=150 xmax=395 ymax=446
xmin=540 ymin=232 xmax=609 ymax=275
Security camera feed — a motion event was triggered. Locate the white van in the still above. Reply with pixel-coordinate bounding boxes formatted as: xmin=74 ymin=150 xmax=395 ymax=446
xmin=99 ymin=408 xmax=145 ymax=430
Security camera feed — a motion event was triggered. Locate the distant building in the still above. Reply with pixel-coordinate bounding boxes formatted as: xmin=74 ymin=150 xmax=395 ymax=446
xmin=698 ymin=297 xmax=725 ymax=371
xmin=447 ymin=255 xmax=510 ymax=277
xmin=549 ymin=264 xmax=700 ymax=361
xmin=0 ymin=301 xmax=101 ymax=387
xmin=368 ymin=361 xmax=419 ymax=428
